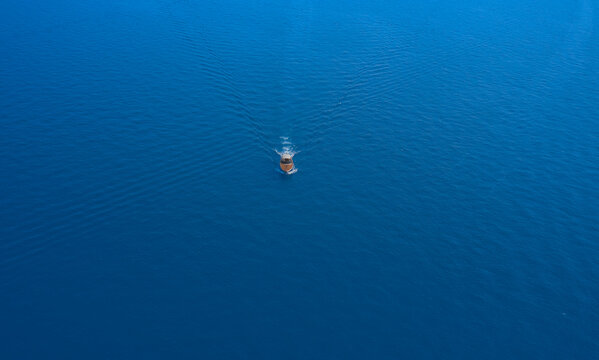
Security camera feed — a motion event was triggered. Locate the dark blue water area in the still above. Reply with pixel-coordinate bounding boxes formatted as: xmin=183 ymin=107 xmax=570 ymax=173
xmin=1 ymin=0 xmax=598 ymax=358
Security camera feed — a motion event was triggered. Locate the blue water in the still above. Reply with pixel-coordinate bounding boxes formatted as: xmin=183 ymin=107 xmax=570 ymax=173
xmin=1 ymin=0 xmax=598 ymax=358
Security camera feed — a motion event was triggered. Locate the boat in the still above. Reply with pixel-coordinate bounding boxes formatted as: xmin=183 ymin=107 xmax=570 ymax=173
xmin=280 ymin=153 xmax=294 ymax=173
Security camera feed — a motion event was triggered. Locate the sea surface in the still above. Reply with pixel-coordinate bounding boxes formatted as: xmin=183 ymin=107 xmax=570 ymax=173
xmin=1 ymin=0 xmax=598 ymax=358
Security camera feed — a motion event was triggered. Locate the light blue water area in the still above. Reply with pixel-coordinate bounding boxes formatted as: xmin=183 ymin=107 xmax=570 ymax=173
xmin=1 ymin=0 xmax=598 ymax=358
